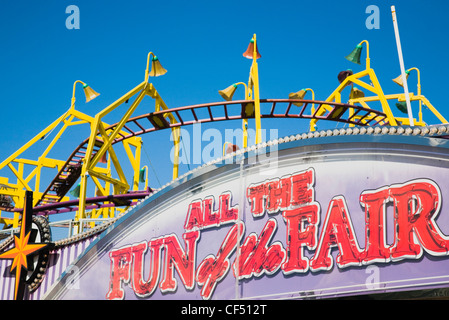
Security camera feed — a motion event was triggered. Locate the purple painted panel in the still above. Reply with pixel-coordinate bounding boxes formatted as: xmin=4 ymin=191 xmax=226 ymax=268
xmin=43 ymin=138 xmax=449 ymax=300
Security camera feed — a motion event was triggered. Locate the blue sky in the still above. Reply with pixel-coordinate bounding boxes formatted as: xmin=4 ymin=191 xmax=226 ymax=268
xmin=1 ymin=0 xmax=448 ymax=194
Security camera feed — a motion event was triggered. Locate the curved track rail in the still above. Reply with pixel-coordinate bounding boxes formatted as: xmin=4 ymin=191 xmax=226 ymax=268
xmin=15 ymin=190 xmax=150 ymax=215
xmin=35 ymin=98 xmax=388 ymax=209
xmin=1 ymin=122 xmax=446 ymax=250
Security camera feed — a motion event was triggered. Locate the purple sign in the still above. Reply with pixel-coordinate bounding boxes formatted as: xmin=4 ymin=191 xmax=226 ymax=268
xmin=44 ymin=136 xmax=449 ymax=300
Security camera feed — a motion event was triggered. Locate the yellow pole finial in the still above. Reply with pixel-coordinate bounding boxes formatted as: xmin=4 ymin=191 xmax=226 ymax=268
xmin=145 ymin=52 xmax=154 ymax=81
xmin=408 ymin=67 xmax=422 ymax=123
xmin=71 ymin=80 xmax=100 ymax=109
xmin=250 ymin=34 xmax=262 ymax=144
xmin=71 ymin=80 xmax=84 ymax=109
xmin=145 ymin=52 xmax=167 ymax=81
xmin=359 ymin=40 xmax=370 ymax=69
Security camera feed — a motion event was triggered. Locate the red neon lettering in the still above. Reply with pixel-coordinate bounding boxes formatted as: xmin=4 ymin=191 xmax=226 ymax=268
xmin=389 ymin=180 xmax=449 ymax=260
xmin=159 ymin=231 xmax=200 ymax=293
xmin=106 ymin=245 xmax=133 ymax=300
xmin=131 ymin=239 xmax=163 ymax=298
xmin=203 ymin=197 xmax=219 ymax=227
xmin=107 ymin=175 xmax=449 ymax=300
xmin=184 ymin=193 xmax=238 ymax=231
xmin=184 ymin=200 xmax=203 ymax=230
xmin=265 ymin=177 xmax=291 ymax=214
xmin=246 ymin=168 xmax=315 ymax=217
xmin=196 ymin=222 xmax=244 ymax=300
xmin=281 ymin=203 xmax=320 ymax=274
xmin=360 ymin=188 xmax=390 ymax=263
xmin=233 ymin=218 xmax=286 ymax=279
xmin=290 ymin=169 xmax=314 ymax=206
xmin=246 ymin=184 xmax=265 ymax=217
xmin=310 ymin=196 xmax=362 ymax=271
xmin=219 ymin=192 xmax=239 ymax=223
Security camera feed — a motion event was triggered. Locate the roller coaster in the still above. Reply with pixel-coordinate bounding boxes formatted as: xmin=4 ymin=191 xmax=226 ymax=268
xmin=0 ymin=35 xmax=447 ymax=240
xmin=1 ymin=32 xmax=449 ymax=301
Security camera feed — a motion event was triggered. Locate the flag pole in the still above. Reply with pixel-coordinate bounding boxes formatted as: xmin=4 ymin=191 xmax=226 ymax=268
xmin=391 ymin=5 xmax=414 ymax=126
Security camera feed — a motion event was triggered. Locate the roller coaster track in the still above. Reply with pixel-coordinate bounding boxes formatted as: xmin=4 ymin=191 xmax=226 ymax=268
xmin=11 ymin=190 xmax=150 ymax=216
xmin=31 ymin=98 xmax=387 ymax=213
xmin=2 ymin=120 xmax=449 ymax=250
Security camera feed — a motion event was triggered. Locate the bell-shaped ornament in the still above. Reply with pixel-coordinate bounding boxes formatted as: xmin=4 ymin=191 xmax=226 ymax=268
xmin=70 ymin=183 xmax=81 ymax=198
xmin=219 ymin=84 xmax=238 ymax=101
xmin=99 ymin=151 xmax=108 ymax=164
xmin=345 ymin=44 xmax=362 ymax=64
xmin=289 ymin=89 xmax=306 ymax=106
xmin=243 ymin=39 xmax=261 ymax=59
xmin=149 ymin=56 xmax=167 ymax=77
xmin=392 ymin=70 xmax=410 ymax=87
xmin=82 ymin=84 xmax=100 ymax=102
xmin=396 ymin=101 xmax=408 ymax=114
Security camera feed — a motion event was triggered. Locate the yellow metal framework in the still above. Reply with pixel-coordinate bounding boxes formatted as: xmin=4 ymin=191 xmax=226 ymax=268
xmin=309 ymin=40 xmax=447 ymax=131
xmin=0 ymin=51 xmax=180 ymax=231
xmin=1 ymin=38 xmax=447 ymax=235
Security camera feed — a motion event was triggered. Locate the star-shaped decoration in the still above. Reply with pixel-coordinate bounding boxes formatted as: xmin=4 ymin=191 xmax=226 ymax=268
xmin=0 ymin=232 xmax=47 ymax=299
xmin=0 ymin=191 xmax=49 ymax=300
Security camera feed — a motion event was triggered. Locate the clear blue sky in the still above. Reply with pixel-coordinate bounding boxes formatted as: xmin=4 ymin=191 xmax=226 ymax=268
xmin=1 ymin=0 xmax=448 ymax=192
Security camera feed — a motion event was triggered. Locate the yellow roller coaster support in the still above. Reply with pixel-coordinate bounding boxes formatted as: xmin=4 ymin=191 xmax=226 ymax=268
xmin=310 ymin=67 xmax=398 ymax=131
xmin=76 ymin=80 xmax=178 ymax=225
xmin=0 ymin=81 xmax=142 ymax=229
xmin=0 ymin=105 xmax=93 ymax=227
xmin=245 ymin=34 xmax=262 ymax=145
